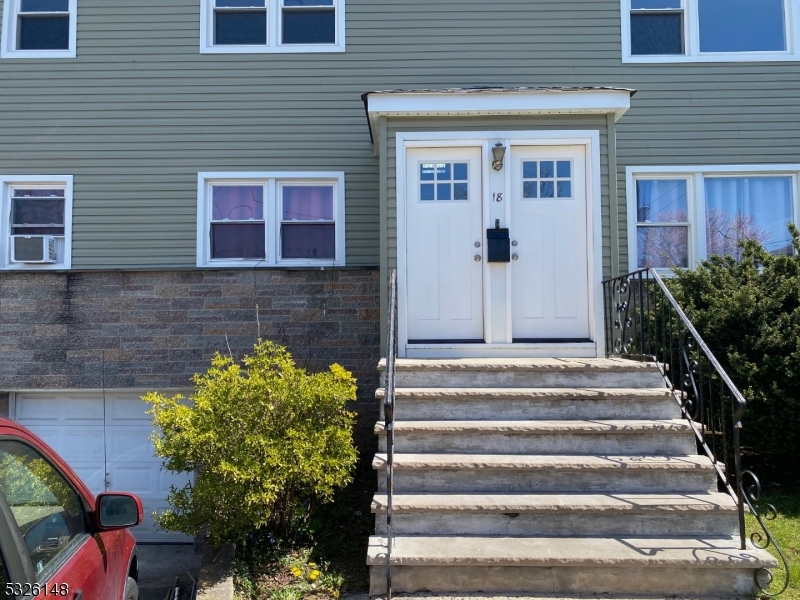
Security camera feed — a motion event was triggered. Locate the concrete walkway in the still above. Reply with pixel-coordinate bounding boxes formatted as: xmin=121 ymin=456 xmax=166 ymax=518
xmin=138 ymin=544 xmax=204 ymax=600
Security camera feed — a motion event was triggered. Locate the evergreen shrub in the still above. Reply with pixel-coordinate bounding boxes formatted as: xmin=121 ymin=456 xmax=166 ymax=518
xmin=666 ymin=224 xmax=800 ymax=463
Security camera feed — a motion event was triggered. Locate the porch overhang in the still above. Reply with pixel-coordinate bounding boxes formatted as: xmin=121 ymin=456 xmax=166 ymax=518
xmin=361 ymin=86 xmax=636 ymax=148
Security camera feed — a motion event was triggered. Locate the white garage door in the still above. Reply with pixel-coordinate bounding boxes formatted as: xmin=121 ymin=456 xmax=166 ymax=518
xmin=14 ymin=391 xmax=193 ymax=543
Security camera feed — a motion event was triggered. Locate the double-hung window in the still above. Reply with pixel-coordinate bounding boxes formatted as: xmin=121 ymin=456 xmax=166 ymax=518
xmin=0 ymin=175 xmax=73 ymax=269
xmin=1 ymin=0 xmax=77 ymax=58
xmin=198 ymin=172 xmax=345 ymax=267
xmin=201 ymin=0 xmax=344 ymax=53
xmin=628 ymin=166 xmax=799 ymax=270
xmin=622 ymin=0 xmax=800 ymax=62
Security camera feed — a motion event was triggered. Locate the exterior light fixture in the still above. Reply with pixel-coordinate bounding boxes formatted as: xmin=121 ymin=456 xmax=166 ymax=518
xmin=492 ymin=142 xmax=506 ymax=171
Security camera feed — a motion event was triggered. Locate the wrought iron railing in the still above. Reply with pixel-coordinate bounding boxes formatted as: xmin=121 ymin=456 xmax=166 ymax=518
xmin=603 ymin=268 xmax=790 ymax=596
xmin=383 ymin=268 xmax=398 ymax=600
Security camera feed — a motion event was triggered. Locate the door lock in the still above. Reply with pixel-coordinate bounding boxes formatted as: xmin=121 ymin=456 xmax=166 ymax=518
xmin=474 ymin=255 xmax=482 ymax=262
xmin=474 ymin=241 xmax=481 ymax=248
xmin=512 ymin=254 xmax=519 ymax=261
xmin=511 ymin=240 xmax=518 ymax=247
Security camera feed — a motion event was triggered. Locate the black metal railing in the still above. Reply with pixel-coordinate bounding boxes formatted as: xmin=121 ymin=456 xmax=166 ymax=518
xmin=603 ymin=268 xmax=790 ymax=596
xmin=383 ymin=268 xmax=398 ymax=600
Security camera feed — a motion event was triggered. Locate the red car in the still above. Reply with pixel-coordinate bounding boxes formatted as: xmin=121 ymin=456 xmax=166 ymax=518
xmin=0 ymin=418 xmax=142 ymax=600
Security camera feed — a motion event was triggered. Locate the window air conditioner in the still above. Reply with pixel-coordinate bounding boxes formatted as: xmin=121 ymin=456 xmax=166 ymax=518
xmin=11 ymin=235 xmax=58 ymax=264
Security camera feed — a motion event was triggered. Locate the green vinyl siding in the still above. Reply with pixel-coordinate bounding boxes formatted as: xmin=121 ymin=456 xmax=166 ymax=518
xmin=0 ymin=0 xmax=798 ymax=270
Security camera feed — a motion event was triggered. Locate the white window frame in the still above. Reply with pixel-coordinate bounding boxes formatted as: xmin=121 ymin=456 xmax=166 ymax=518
xmin=0 ymin=175 xmax=73 ymax=270
xmin=621 ymin=0 xmax=800 ymax=62
xmin=626 ymin=165 xmax=800 ymax=272
xmin=1 ymin=0 xmax=77 ymax=59
xmin=199 ymin=0 xmax=345 ymax=54
xmin=197 ymin=171 xmax=346 ymax=267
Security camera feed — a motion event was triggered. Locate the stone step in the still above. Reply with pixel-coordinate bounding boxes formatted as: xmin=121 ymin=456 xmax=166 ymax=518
xmin=371 ymin=492 xmax=738 ymax=536
xmin=376 ymin=420 xmax=696 ymax=455
xmin=378 ymin=358 xmax=665 ymax=389
xmin=373 ymin=454 xmax=717 ymax=494
xmin=377 ymin=387 xmax=680 ymax=421
xmin=366 ymin=535 xmax=776 ymax=596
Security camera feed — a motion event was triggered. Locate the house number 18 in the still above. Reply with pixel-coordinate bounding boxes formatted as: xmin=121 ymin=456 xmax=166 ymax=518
xmin=493 ymin=193 xmax=503 ymax=203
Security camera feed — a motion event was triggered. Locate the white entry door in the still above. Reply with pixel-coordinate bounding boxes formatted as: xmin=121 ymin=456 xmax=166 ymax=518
xmin=510 ymin=146 xmax=591 ymax=341
xmin=15 ymin=392 xmax=192 ymax=543
xmin=405 ymin=147 xmax=484 ymax=342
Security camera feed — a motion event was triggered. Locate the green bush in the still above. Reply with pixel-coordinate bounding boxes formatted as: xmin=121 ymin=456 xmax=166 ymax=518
xmin=144 ymin=340 xmax=358 ymax=546
xmin=666 ymin=224 xmax=800 ymax=463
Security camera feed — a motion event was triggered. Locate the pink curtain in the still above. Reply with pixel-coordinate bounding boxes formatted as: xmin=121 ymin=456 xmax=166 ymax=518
xmin=282 ymin=185 xmax=333 ymax=221
xmin=212 ymin=186 xmax=264 ymax=221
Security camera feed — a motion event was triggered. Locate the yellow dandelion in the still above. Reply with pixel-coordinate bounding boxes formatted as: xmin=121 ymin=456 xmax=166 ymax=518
xmin=333 ymin=591 xmax=340 ymax=598
xmin=308 ymin=562 xmax=317 ymax=568
xmin=309 ymin=570 xmax=320 ymax=581
xmin=291 ymin=566 xmax=302 ymax=578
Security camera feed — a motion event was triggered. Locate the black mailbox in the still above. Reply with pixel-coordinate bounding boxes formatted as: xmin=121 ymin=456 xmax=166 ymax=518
xmin=487 ymin=228 xmax=510 ymax=262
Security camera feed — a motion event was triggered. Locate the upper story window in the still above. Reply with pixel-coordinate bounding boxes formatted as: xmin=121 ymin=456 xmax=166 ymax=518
xmin=627 ymin=166 xmax=799 ymax=270
xmin=622 ymin=0 xmax=800 ymax=62
xmin=200 ymin=0 xmax=344 ymax=54
xmin=197 ymin=172 xmax=345 ymax=267
xmin=1 ymin=0 xmax=77 ymax=59
xmin=0 ymin=175 xmax=73 ymax=270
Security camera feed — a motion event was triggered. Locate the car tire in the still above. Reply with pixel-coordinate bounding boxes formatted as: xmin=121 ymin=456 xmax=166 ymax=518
xmin=124 ymin=576 xmax=138 ymax=600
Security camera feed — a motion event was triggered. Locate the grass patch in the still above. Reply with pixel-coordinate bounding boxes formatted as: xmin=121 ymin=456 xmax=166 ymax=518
xmin=234 ymin=460 xmax=375 ymax=599
xmin=746 ymin=488 xmax=800 ymax=599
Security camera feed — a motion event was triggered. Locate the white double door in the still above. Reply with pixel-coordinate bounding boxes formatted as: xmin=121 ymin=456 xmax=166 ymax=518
xmin=405 ymin=143 xmax=591 ymax=345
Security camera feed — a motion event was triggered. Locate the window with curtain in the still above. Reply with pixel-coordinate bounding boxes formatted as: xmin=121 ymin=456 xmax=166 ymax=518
xmin=636 ymin=179 xmax=690 ymax=268
xmin=630 ymin=170 xmax=796 ymax=271
xmin=705 ymin=176 xmax=793 ymax=258
xmin=199 ymin=173 xmax=344 ymax=267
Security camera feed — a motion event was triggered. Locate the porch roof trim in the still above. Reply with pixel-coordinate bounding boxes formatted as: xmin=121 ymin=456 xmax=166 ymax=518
xmin=361 ymin=86 xmax=636 ymax=146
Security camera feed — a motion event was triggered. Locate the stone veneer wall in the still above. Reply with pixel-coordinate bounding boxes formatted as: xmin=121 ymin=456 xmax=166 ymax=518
xmin=0 ymin=269 xmax=381 ymax=451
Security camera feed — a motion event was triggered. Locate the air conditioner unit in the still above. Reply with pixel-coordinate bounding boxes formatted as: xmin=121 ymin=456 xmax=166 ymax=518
xmin=11 ymin=235 xmax=58 ymax=264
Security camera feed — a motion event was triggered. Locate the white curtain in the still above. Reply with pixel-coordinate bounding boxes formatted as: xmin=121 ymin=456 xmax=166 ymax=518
xmin=704 ymin=176 xmax=793 ymax=257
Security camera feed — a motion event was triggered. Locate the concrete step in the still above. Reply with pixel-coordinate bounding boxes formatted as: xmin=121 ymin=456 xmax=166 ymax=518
xmin=373 ymin=454 xmax=717 ymax=494
xmin=378 ymin=358 xmax=665 ymax=389
xmin=376 ymin=420 xmax=696 ymax=455
xmin=368 ymin=595 xmax=756 ymax=600
xmin=372 ymin=492 xmax=738 ymax=536
xmin=378 ymin=387 xmax=680 ymax=421
xmin=366 ymin=535 xmax=777 ymax=596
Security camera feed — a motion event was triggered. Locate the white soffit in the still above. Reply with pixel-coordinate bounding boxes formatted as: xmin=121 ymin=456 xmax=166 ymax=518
xmin=363 ymin=86 xmax=635 ymax=147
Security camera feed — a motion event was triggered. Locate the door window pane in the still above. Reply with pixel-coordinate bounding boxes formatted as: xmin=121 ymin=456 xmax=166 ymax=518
xmin=0 ymin=440 xmax=88 ymax=580
xmin=705 ymin=176 xmax=793 ymax=258
xmin=419 ymin=162 xmax=468 ymax=201
xmin=631 ymin=13 xmax=683 ymax=55
xmin=282 ymin=223 xmax=335 ymax=259
xmin=522 ymin=159 xmax=573 ymax=200
xmin=638 ymin=226 xmax=689 ymax=268
xmin=698 ymin=0 xmax=786 ymax=52
xmin=211 ymin=223 xmax=266 ymax=259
